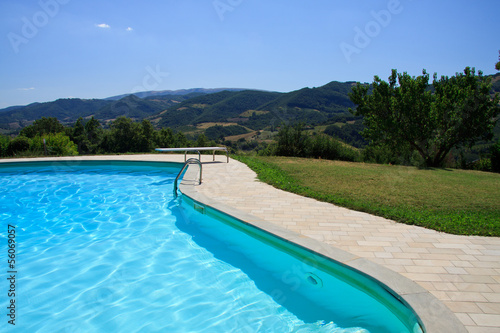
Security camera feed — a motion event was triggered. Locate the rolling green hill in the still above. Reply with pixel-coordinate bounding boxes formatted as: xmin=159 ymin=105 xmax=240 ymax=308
xmin=155 ymin=90 xmax=283 ymax=128
xmin=0 ymin=98 xmax=112 ymax=130
xmin=0 ymin=93 xmax=205 ymax=131
xmin=93 ymin=95 xmax=166 ymax=123
xmin=105 ymin=88 xmax=245 ymax=100
xmin=2 ymin=74 xmax=498 ymax=136
xmin=154 ymin=81 xmax=358 ymax=131
xmin=0 ymin=81 xmax=358 ymax=132
xmin=259 ymin=81 xmax=356 ymax=113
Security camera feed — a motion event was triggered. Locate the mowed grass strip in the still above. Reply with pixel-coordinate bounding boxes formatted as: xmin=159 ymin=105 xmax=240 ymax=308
xmin=235 ymin=156 xmax=500 ymax=236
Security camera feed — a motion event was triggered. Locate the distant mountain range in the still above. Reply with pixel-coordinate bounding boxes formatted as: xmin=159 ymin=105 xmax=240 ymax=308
xmin=104 ymin=88 xmax=248 ymax=101
xmin=0 ymin=82 xmax=358 ymax=133
xmin=152 ymin=81 xmax=358 ymax=131
xmin=2 ymin=73 xmax=499 ymax=134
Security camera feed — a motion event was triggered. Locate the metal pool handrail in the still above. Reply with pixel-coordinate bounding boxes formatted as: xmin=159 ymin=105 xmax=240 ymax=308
xmin=174 ymin=158 xmax=202 ymax=198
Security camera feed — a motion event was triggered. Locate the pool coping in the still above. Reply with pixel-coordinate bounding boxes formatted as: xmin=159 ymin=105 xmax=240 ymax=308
xmin=179 ymin=163 xmax=467 ymax=333
xmin=1 ymin=155 xmax=468 ymax=332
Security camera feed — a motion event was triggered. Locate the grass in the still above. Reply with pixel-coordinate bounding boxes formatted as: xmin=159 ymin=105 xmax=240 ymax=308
xmin=234 ymin=156 xmax=500 ymax=236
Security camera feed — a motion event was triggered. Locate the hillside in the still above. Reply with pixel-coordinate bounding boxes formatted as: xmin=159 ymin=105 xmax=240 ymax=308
xmin=154 ymin=90 xmax=284 ymax=128
xmin=249 ymin=81 xmax=357 ymax=128
xmin=105 ymin=88 xmax=246 ymax=101
xmin=0 ymin=98 xmax=112 ymax=130
xmin=2 ymin=74 xmax=498 ymax=135
xmin=154 ymin=81 xmax=358 ymax=131
xmin=93 ymin=95 xmax=166 ymax=123
xmin=0 ymin=92 xmax=209 ymax=131
xmin=0 ymin=81 xmax=357 ymax=132
xmin=259 ymin=81 xmax=356 ymax=113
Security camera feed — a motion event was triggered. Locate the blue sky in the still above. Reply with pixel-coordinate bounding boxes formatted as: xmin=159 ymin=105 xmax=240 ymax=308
xmin=1 ymin=0 xmax=499 ymax=109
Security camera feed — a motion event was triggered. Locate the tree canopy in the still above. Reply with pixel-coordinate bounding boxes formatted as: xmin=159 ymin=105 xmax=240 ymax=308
xmin=19 ymin=117 xmax=65 ymax=138
xmin=349 ymin=67 xmax=500 ymax=167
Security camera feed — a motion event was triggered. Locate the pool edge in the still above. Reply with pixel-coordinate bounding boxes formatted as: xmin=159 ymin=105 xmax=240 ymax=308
xmin=1 ymin=155 xmax=467 ymax=332
xmin=179 ymin=162 xmax=468 ymax=333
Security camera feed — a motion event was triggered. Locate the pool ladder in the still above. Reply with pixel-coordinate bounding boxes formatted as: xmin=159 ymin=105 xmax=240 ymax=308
xmin=174 ymin=158 xmax=202 ymax=198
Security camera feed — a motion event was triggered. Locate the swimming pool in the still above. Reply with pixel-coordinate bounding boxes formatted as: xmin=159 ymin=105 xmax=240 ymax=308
xmin=1 ymin=160 xmax=422 ymax=332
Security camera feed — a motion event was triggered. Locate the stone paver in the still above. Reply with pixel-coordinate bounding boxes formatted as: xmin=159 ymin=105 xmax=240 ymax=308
xmin=194 ymin=158 xmax=500 ymax=333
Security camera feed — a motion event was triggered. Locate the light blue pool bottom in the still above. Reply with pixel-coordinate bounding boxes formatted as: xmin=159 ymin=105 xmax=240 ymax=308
xmin=0 ymin=160 xmax=425 ymax=332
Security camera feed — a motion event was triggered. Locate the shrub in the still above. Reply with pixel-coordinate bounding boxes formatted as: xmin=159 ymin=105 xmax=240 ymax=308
xmin=0 ymin=135 xmax=10 ymax=157
xmin=7 ymin=136 xmax=30 ymax=155
xmin=272 ymin=124 xmax=360 ymax=162
xmin=275 ymin=123 xmax=309 ymax=157
xmin=30 ymin=134 xmax=78 ymax=156
xmin=362 ymin=144 xmax=395 ymax=164
xmin=470 ymin=158 xmax=492 ymax=172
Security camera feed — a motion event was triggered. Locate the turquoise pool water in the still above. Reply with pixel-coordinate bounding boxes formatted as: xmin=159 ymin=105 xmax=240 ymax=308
xmin=0 ymin=161 xmax=420 ymax=332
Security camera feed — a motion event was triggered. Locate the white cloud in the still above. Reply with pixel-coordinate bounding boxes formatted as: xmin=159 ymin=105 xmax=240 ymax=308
xmin=126 ymin=27 xmax=133 ymax=32
xmin=18 ymin=87 xmax=35 ymax=91
xmin=96 ymin=23 xmax=110 ymax=29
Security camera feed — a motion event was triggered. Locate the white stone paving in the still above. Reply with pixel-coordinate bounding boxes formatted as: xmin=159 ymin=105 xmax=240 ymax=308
xmin=195 ymin=157 xmax=500 ymax=333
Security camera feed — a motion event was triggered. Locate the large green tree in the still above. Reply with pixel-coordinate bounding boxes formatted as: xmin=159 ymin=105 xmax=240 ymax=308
xmin=107 ymin=117 xmax=137 ymax=153
xmin=84 ymin=116 xmax=104 ymax=153
xmin=137 ymin=119 xmax=156 ymax=152
xmin=349 ymin=67 xmax=500 ymax=167
xmin=19 ymin=117 xmax=65 ymax=138
xmin=69 ymin=117 xmax=103 ymax=154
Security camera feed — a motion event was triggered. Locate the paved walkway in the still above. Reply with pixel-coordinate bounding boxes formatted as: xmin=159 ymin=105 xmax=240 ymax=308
xmin=195 ymin=157 xmax=500 ymax=333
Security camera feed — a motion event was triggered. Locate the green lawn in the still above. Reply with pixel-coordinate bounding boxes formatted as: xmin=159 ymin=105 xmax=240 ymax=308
xmin=235 ymin=156 xmax=500 ymax=236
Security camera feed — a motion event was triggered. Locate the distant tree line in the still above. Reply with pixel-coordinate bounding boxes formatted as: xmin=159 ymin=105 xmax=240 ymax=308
xmin=324 ymin=121 xmax=367 ymax=148
xmin=258 ymin=122 xmax=500 ymax=172
xmin=0 ymin=116 xmax=216 ymax=158
xmin=259 ymin=123 xmax=361 ymax=162
xmin=204 ymin=125 xmax=249 ymax=141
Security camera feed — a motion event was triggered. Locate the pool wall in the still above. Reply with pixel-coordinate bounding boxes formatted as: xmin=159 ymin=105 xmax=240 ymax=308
xmin=179 ymin=162 xmax=468 ymax=333
xmin=180 ymin=194 xmax=420 ymax=332
xmin=0 ymin=156 xmax=467 ymax=332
